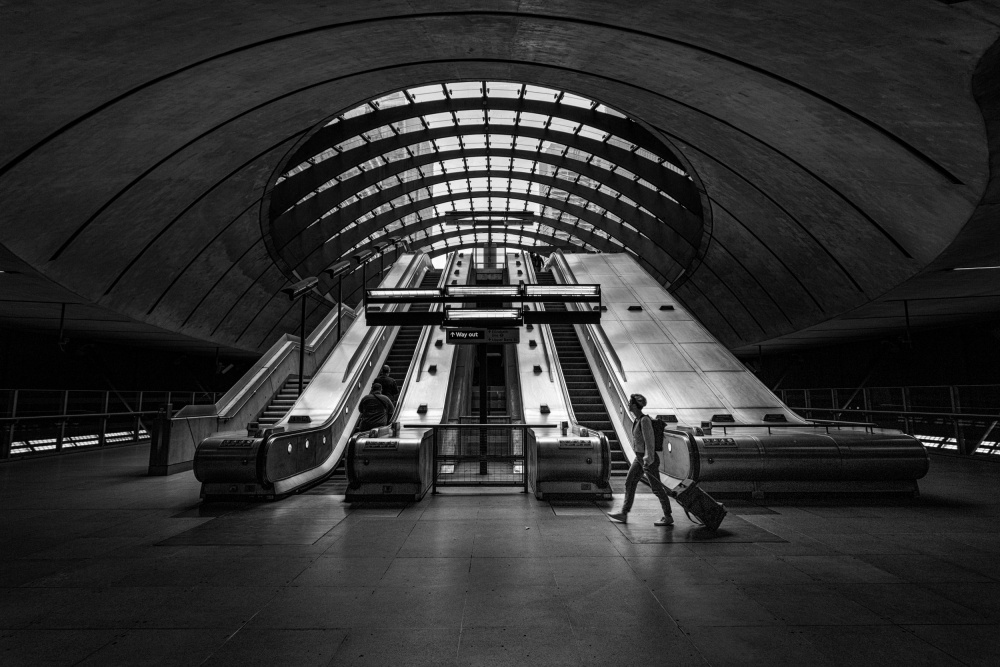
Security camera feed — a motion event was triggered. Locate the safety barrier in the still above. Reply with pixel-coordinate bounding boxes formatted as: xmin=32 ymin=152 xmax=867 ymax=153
xmin=425 ymin=423 xmax=535 ymax=492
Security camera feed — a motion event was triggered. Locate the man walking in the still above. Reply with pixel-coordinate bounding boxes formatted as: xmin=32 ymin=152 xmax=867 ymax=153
xmin=356 ymin=382 xmax=395 ymax=433
xmin=607 ymin=393 xmax=674 ymax=526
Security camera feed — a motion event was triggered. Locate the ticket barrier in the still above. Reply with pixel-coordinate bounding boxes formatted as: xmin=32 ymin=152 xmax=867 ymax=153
xmin=527 ymin=423 xmax=612 ymax=500
xmin=345 ymin=423 xmax=434 ymax=501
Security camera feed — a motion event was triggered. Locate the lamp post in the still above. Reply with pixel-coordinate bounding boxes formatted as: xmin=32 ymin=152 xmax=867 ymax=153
xmin=281 ymin=277 xmax=319 ymax=397
xmin=323 ymin=260 xmax=352 ymax=342
xmin=352 ymin=249 xmax=374 ymax=310
xmin=373 ymin=241 xmax=390 ymax=281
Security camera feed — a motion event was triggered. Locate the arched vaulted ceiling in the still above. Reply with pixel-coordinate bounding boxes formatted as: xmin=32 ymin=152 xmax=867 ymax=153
xmin=263 ymin=81 xmax=707 ymax=297
xmin=1 ymin=2 xmax=999 ymax=356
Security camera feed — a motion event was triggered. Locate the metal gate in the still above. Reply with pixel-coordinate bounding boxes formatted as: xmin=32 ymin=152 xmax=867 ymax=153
xmin=422 ymin=424 xmax=534 ymax=492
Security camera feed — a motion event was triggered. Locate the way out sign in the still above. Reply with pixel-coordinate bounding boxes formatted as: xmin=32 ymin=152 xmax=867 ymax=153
xmin=446 ymin=328 xmax=520 ymax=344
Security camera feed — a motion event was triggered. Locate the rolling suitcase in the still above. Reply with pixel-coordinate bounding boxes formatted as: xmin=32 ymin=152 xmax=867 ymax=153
xmin=673 ymin=480 xmax=727 ymax=530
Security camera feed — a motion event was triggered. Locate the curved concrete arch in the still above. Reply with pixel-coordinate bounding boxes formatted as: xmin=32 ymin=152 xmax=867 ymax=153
xmin=0 ymin=3 xmax=996 ymax=356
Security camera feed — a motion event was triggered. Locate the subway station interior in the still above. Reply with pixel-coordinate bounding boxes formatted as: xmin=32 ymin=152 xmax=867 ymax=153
xmin=3 ymin=2 xmax=1000 ymax=665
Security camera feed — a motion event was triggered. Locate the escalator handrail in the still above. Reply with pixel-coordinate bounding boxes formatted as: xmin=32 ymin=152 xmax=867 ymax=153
xmin=549 ymin=251 xmax=636 ymax=461
xmin=261 ymin=254 xmax=431 ymax=485
xmin=416 ymin=254 xmax=461 ymax=384
xmin=216 ymin=307 xmax=349 ymax=419
xmin=340 ymin=254 xmax=425 ymax=383
xmin=549 ymin=252 xmax=628 ymax=382
xmin=524 ymin=252 xmax=577 ymax=422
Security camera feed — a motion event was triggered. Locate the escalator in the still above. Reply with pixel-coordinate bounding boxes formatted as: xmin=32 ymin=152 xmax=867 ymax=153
xmin=537 ymin=270 xmax=628 ymax=476
xmin=307 ymin=269 xmax=443 ymax=495
xmin=383 ymin=269 xmax=443 ymax=410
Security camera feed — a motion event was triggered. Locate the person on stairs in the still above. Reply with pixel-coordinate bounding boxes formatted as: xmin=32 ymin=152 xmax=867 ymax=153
xmin=607 ymin=393 xmax=674 ymax=526
xmin=374 ymin=365 xmax=399 ymax=402
xmin=355 ymin=382 xmax=395 ymax=433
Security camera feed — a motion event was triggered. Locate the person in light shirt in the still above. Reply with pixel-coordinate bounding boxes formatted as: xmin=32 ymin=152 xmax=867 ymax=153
xmin=607 ymin=393 xmax=674 ymax=526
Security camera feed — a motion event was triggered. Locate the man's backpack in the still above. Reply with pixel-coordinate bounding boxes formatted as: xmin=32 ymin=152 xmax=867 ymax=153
xmin=644 ymin=415 xmax=665 ymax=452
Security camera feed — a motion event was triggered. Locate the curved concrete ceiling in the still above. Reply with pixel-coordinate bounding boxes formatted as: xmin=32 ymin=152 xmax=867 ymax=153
xmin=1 ymin=1 xmax=998 ymax=355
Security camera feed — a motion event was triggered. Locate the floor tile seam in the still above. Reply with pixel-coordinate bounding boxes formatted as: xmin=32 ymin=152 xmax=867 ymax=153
xmin=822 ymin=584 xmax=988 ymax=625
xmin=792 ymin=622 xmax=978 ymax=667
xmin=65 ymin=628 xmax=130 ymax=667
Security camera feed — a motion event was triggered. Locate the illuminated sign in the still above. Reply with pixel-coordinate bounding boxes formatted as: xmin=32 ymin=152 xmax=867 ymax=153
xmin=446 ymin=329 xmax=520 ymax=344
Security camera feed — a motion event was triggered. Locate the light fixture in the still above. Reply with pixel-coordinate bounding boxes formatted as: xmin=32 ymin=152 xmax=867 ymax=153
xmin=281 ymin=277 xmax=319 ymax=301
xmin=322 ymin=260 xmax=351 ymax=279
xmin=366 ymin=288 xmax=441 ymax=302
xmin=443 ymin=308 xmax=522 ymax=325
xmin=445 ymin=286 xmax=520 ymax=299
xmin=524 ymin=285 xmax=600 ymax=297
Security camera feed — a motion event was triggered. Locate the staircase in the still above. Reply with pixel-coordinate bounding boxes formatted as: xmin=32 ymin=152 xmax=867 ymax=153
xmin=256 ymin=375 xmax=311 ymax=427
xmin=536 ymin=270 xmax=628 ymax=475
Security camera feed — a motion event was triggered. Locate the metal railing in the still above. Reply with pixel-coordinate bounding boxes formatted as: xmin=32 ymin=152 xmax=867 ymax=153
xmin=0 ymin=389 xmax=220 ymax=459
xmin=779 ymin=385 xmax=1000 ymax=456
xmin=424 ymin=423 xmax=536 ymax=492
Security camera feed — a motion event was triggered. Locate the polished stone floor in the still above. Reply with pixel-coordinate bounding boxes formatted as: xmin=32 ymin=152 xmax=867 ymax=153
xmin=1 ymin=445 xmax=998 ymax=666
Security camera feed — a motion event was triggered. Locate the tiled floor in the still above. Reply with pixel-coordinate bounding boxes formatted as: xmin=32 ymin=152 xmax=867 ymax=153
xmin=1 ymin=446 xmax=998 ymax=666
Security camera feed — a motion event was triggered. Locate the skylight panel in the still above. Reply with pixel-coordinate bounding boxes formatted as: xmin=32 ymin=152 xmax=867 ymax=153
xmin=548 ymin=118 xmax=579 ymax=134
xmin=434 ymin=137 xmax=461 ymax=151
xmin=510 ymin=158 xmax=534 ymax=173
xmin=607 ymin=135 xmax=636 ymax=152
xmin=514 ymin=137 xmax=542 ymax=152
xmin=595 ymin=104 xmax=626 ymax=118
xmin=372 ymin=91 xmax=408 ymax=108
xmin=518 ymin=113 xmax=548 ymax=129
xmin=463 ymin=134 xmax=488 ymax=149
xmin=561 ymin=92 xmax=593 ymax=109
xmin=485 ymin=81 xmax=522 ymax=98
xmin=424 ymin=112 xmax=453 ymax=129
xmin=408 ymin=84 xmax=446 ymax=102
xmin=524 ymin=85 xmax=559 ymax=102
xmin=342 ymin=105 xmax=371 ymax=119
xmin=447 ymin=81 xmax=483 ymax=98
xmin=489 ymin=134 xmax=513 ymax=150
xmin=578 ymin=125 xmax=607 ymax=142
xmin=455 ymin=109 xmax=485 ymax=125
xmin=487 ymin=109 xmax=517 ymax=125
xmin=336 ymin=136 xmax=365 ymax=153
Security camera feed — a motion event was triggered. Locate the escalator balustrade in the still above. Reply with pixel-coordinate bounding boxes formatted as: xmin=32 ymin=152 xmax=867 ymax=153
xmin=536 ymin=270 xmax=628 ymax=476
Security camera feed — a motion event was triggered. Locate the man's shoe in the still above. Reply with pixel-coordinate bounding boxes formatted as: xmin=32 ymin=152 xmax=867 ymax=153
xmin=654 ymin=516 xmax=674 ymax=526
xmin=607 ymin=512 xmax=628 ymax=524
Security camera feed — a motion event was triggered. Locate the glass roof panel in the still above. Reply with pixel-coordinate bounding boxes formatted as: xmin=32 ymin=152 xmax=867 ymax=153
xmin=446 ymin=81 xmax=483 ymax=98
xmin=485 ymin=82 xmax=522 ymax=98
xmin=408 ymin=84 xmax=446 ymax=102
xmin=275 ymin=80 xmax=700 ymax=263
xmin=524 ymin=84 xmax=559 ymax=102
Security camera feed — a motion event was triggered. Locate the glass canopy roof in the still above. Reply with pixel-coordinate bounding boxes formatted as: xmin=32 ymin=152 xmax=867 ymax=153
xmin=266 ymin=80 xmax=705 ymax=294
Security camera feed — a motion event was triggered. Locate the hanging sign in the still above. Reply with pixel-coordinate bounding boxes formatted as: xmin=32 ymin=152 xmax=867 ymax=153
xmin=445 ymin=328 xmax=520 ymax=344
